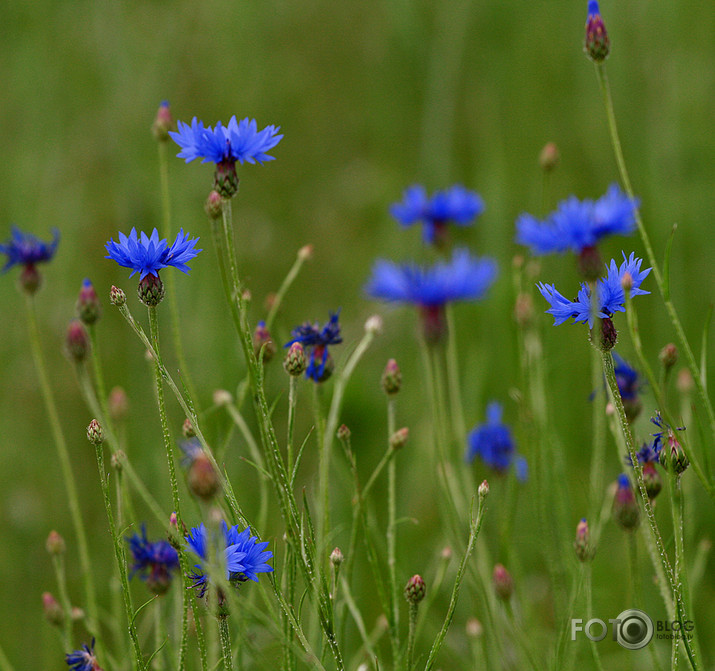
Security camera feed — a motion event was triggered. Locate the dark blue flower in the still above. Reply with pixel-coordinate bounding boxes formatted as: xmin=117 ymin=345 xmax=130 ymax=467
xmin=126 ymin=524 xmax=179 ymax=595
xmin=466 ymin=402 xmax=524 ymax=478
xmin=170 ymin=116 xmax=283 ymax=165
xmin=66 ymin=639 xmax=102 ymax=671
xmin=105 ymin=228 xmax=201 ymax=280
xmin=186 ymin=521 xmax=273 ymax=597
xmin=626 ymin=441 xmax=660 ymax=466
xmin=285 ymin=311 xmax=343 ymax=382
xmin=0 ymin=226 xmax=59 ymax=272
xmin=613 ymin=352 xmax=641 ymax=400
xmin=516 ymin=184 xmax=638 ymax=255
xmin=537 ymin=252 xmax=650 ymax=328
xmin=390 ymin=185 xmax=485 ymax=244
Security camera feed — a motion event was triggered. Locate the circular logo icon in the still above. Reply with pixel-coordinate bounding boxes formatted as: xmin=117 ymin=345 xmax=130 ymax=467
xmin=615 ymin=609 xmax=654 ymax=650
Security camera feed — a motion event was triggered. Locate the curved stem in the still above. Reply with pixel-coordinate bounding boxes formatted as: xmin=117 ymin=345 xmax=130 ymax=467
xmin=218 ymin=616 xmax=233 ymax=671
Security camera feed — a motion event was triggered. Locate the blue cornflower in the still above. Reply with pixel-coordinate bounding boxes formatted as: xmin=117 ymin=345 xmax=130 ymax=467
xmin=390 ymin=184 xmax=485 ymax=245
xmin=537 ymin=252 xmax=650 ymax=328
xmin=285 ymin=311 xmax=343 ymax=382
xmin=626 ymin=441 xmax=660 ymax=466
xmin=365 ymin=248 xmax=497 ymax=341
xmin=516 ymin=184 xmax=637 ymax=255
xmin=170 ymin=116 xmax=283 ymax=166
xmin=66 ymin=639 xmax=102 ymax=671
xmin=466 ymin=402 xmax=526 ymax=480
xmin=126 ymin=524 xmax=179 ymax=595
xmin=105 ymin=228 xmax=201 ymax=280
xmin=1 ymin=226 xmax=59 ymax=272
xmin=612 ymin=352 xmax=644 ymax=421
xmin=185 ymin=521 xmax=273 ymax=597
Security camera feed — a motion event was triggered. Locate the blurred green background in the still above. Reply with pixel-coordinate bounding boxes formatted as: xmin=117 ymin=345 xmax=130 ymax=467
xmin=0 ymin=0 xmax=713 ymax=668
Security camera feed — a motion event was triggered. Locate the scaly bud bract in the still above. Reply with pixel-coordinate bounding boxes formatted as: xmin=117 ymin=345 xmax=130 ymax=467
xmin=404 ymin=574 xmax=426 ymax=604
xmin=253 ymin=320 xmax=276 ymax=362
xmin=284 ymin=342 xmax=307 ymax=377
xmin=138 ymin=273 xmax=165 ymax=307
xmin=110 ymin=285 xmax=126 ymax=307
xmin=65 ymin=319 xmax=90 ymax=362
xmin=574 ymin=518 xmax=594 ymax=561
xmin=381 ymin=358 xmax=402 ymax=395
xmin=390 ymin=427 xmax=409 ymax=450
xmin=204 ymin=190 xmax=223 ymax=220
xmin=152 ymin=100 xmax=173 ymax=141
xmin=659 ymin=343 xmax=678 ymax=370
xmin=76 ymin=278 xmax=101 ymax=325
xmin=613 ymin=474 xmax=640 ymax=531
xmin=86 ymin=419 xmax=104 ymax=445
xmin=46 ymin=530 xmax=66 ymax=555
xmin=585 ymin=1 xmax=610 ymax=63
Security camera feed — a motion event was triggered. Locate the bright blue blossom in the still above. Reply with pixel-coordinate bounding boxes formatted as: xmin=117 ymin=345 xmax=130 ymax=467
xmin=390 ymin=185 xmax=485 ymax=244
xmin=466 ymin=402 xmax=525 ymax=479
xmin=626 ymin=441 xmax=660 ymax=466
xmin=170 ymin=116 xmax=283 ymax=165
xmin=185 ymin=521 xmax=273 ymax=597
xmin=515 ymin=184 xmax=638 ymax=255
xmin=0 ymin=226 xmax=59 ymax=272
xmin=105 ymin=228 xmax=201 ymax=280
xmin=613 ymin=352 xmax=641 ymax=401
xmin=126 ymin=524 xmax=179 ymax=594
xmin=537 ymin=252 xmax=650 ymax=328
xmin=66 ymin=639 xmax=102 ymax=671
xmin=285 ymin=311 xmax=343 ymax=382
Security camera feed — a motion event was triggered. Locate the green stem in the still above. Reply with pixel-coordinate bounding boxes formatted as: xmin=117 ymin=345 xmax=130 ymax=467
xmin=0 ymin=643 xmax=16 ymax=671
xmin=218 ymin=617 xmax=233 ymax=671
xmin=23 ymin=295 xmax=98 ymax=633
xmin=265 ymin=247 xmax=311 ymax=331
xmin=88 ymin=325 xmax=110 ymax=429
xmin=405 ymin=602 xmax=418 ymax=671
xmin=94 ymin=440 xmax=146 ymax=670
xmin=287 ymin=376 xmax=298 ymax=478
xmin=588 ymin=304 xmax=607 ymax=518
xmin=386 ymin=399 xmax=399 ymax=668
xmin=583 ymin=565 xmax=605 ymax=671
xmin=50 ymin=553 xmax=73 ymax=649
xmin=595 ymin=63 xmax=715 ymax=449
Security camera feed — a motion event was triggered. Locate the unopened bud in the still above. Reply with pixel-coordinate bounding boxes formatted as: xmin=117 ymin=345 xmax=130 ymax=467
xmin=111 ymin=450 xmax=125 ymax=471
xmin=642 ymin=462 xmax=662 ymax=499
xmin=573 ymin=518 xmax=594 ymax=562
xmin=70 ymin=607 xmax=85 ymax=622
xmin=204 ymin=190 xmax=223 ymax=220
xmin=584 ymin=1 xmax=610 ymax=63
xmin=539 ymin=142 xmax=560 ymax=172
xmin=330 ymin=547 xmax=344 ymax=566
xmin=188 ymin=451 xmax=220 ymax=501
xmin=76 ymin=278 xmax=101 ymax=325
xmin=620 ymin=271 xmax=633 ymax=293
xmin=365 ymin=314 xmax=383 ymax=335
xmin=404 ymin=574 xmax=426 ymax=604
xmin=138 ymin=273 xmax=165 ymax=307
xmin=42 ymin=592 xmax=64 ymax=627
xmin=441 ymin=546 xmax=452 ymax=560
xmin=284 ymin=342 xmax=307 ymax=377
xmin=381 ymin=358 xmax=402 ymax=395
xmin=213 ymin=389 xmax=233 ymax=407
xmin=677 ymin=368 xmax=694 ymax=394
xmin=658 ymin=432 xmax=689 ymax=476
xmin=492 ymin=564 xmax=513 ymax=600
xmin=478 ymin=479 xmax=490 ymax=500
xmin=152 ymin=100 xmax=173 ymax=141
xmin=298 ymin=244 xmax=313 ymax=261
xmin=19 ymin=265 xmax=42 ymax=295
xmin=253 ymin=321 xmax=276 ymax=362
xmin=86 ymin=419 xmax=104 ymax=445
xmin=659 ymin=343 xmax=678 ymax=370
xmin=46 ymin=530 xmax=66 ymax=555
xmin=182 ymin=418 xmax=195 ymax=438
xmin=110 ymin=285 xmax=126 ymax=307
xmin=337 ymin=424 xmax=351 ymax=441
xmin=514 ymin=293 xmax=534 ymax=328
xmin=390 ymin=427 xmax=409 ymax=450
xmin=466 ymin=618 xmax=483 ymax=638
xmin=108 ymin=386 xmax=128 ymax=422
xmin=65 ymin=320 xmax=90 ymax=362
xmin=613 ymin=474 xmax=640 ymax=531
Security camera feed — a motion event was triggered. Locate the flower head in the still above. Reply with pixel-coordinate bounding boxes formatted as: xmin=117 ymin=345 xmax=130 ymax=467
xmin=185 ymin=521 xmax=273 ymax=597
xmin=466 ymin=402 xmax=525 ymax=479
xmin=1 ymin=226 xmax=60 ymax=272
xmin=126 ymin=525 xmax=180 ymax=594
xmin=66 ymin=639 xmax=102 ymax=671
xmin=285 ymin=311 xmax=343 ymax=382
xmin=651 ymin=412 xmax=688 ymax=475
xmin=170 ymin=116 xmax=283 ymax=166
xmin=516 ymin=184 xmax=637 ymax=256
xmin=613 ymin=474 xmax=639 ymax=530
xmin=537 ymin=252 xmax=650 ymax=329
xmin=585 ymin=1 xmax=610 ymax=63
xmin=613 ymin=351 xmax=644 ymax=421
xmin=105 ymin=228 xmax=201 ymax=280
xmin=390 ymin=185 xmax=484 ymax=245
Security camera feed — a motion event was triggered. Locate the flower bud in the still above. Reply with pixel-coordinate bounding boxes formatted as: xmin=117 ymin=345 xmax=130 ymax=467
xmin=404 ymin=574 xmax=426 ymax=604
xmin=642 ymin=462 xmax=662 ymax=499
xmin=390 ymin=427 xmax=409 ymax=450
xmin=19 ymin=265 xmax=41 ymax=295
xmin=111 ymin=450 xmax=125 ymax=471
xmin=86 ymin=419 xmax=104 ymax=445
xmin=659 ymin=343 xmax=678 ymax=370
xmin=381 ymin=358 xmax=402 ymax=395
xmin=182 ymin=418 xmax=195 ymax=438
xmin=478 ymin=479 xmax=490 ymax=501
xmin=253 ymin=320 xmax=276 ymax=362
xmin=138 ymin=273 xmax=165 ymax=307
xmin=330 ymin=547 xmax=344 ymax=566
xmin=213 ymin=389 xmax=233 ymax=407
xmin=214 ymin=158 xmax=239 ymax=199
xmin=152 ymin=100 xmax=173 ymax=141
xmin=188 ymin=451 xmax=220 ymax=501
xmin=46 ymin=530 xmax=66 ymax=555
xmin=620 ymin=271 xmax=633 ymax=293
xmin=108 ymin=386 xmax=128 ymax=422
xmin=42 ymin=592 xmax=64 ymax=627
xmin=204 ymin=190 xmax=223 ymax=220
xmin=110 ymin=285 xmax=126 ymax=306
xmin=284 ymin=342 xmax=307 ymax=377
xmin=584 ymin=1 xmax=610 ymax=63
xmin=466 ymin=618 xmax=483 ymax=638
xmin=364 ymin=314 xmax=383 ymax=335
xmin=573 ymin=518 xmax=594 ymax=562
xmin=336 ymin=424 xmax=351 ymax=442
xmin=492 ymin=564 xmax=513 ymax=601
xmin=514 ymin=293 xmax=534 ymax=329
xmin=676 ymin=369 xmax=694 ymax=394
xmin=539 ymin=142 xmax=560 ymax=172
xmin=613 ymin=474 xmax=640 ymax=531
xmin=298 ymin=244 xmax=313 ymax=262
xmin=65 ymin=320 xmax=90 ymax=362
xmin=76 ymin=278 xmax=101 ymax=325
xmin=658 ymin=433 xmax=689 ymax=476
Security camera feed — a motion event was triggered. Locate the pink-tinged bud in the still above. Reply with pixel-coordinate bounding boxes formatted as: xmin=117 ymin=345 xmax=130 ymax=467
xmin=658 ymin=432 xmax=689 ymax=476
xmin=19 ymin=265 xmax=42 ymax=294
xmin=108 ymin=386 xmax=128 ymax=422
xmin=86 ymin=419 xmax=104 ymax=445
xmin=642 ymin=462 xmax=662 ymax=500
xmin=70 ymin=607 xmax=85 ymax=621
xmin=253 ymin=321 xmax=276 ymax=362
xmin=188 ymin=451 xmax=220 ymax=501
xmin=298 ymin=244 xmax=314 ymax=262
xmin=65 ymin=319 xmax=90 ymax=362
xmin=330 ymin=547 xmax=344 ymax=566
xmin=539 ymin=142 xmax=560 ymax=172
xmin=381 ymin=358 xmax=402 ymax=395
xmin=596 ymin=316 xmax=618 ymax=352
xmin=659 ymin=343 xmax=678 ymax=370
xmin=404 ymin=574 xmax=426 ymax=604
xmin=111 ymin=450 xmax=125 ymax=471
xmin=621 ymin=271 xmax=633 ymax=293
xmin=492 ymin=564 xmax=513 ymax=600
xmin=585 ymin=1 xmax=610 ymax=63
xmin=42 ymin=592 xmax=64 ymax=627
xmin=182 ymin=418 xmax=195 ymax=438
xmin=76 ymin=278 xmax=102 ymax=325
xmin=573 ymin=518 xmax=594 ymax=562
xmin=613 ymin=474 xmax=640 ymax=531
xmin=152 ymin=100 xmax=173 ymax=141
xmin=214 ymin=158 xmax=239 ymax=198
xmin=110 ymin=285 xmax=126 ymax=306
xmin=441 ymin=546 xmax=452 ymax=560
xmin=578 ymin=245 xmax=603 ymax=282
xmin=46 ymin=530 xmax=66 ymax=555
xmin=478 ymin=480 xmax=490 ymax=500
xmin=336 ymin=424 xmax=351 ymax=442
xmin=466 ymin=618 xmax=483 ymax=638
xmin=677 ymin=368 xmax=694 ymax=394
xmin=138 ymin=273 xmax=165 ymax=306
xmin=204 ymin=190 xmax=223 ymax=220
xmin=284 ymin=342 xmax=307 ymax=377
xmin=390 ymin=427 xmax=409 ymax=450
